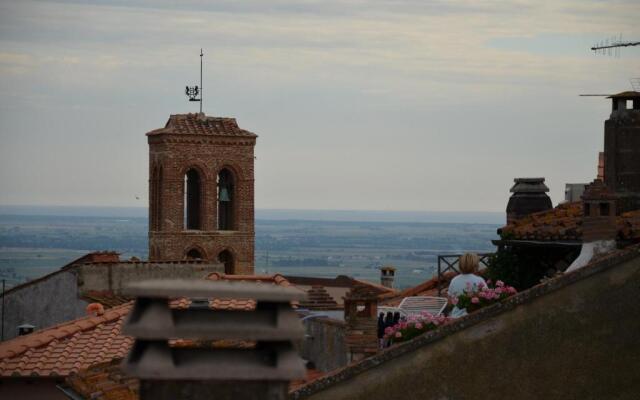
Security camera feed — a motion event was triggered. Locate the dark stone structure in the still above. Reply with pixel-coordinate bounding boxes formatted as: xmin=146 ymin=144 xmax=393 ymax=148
xmin=147 ymin=113 xmax=257 ymax=274
xmin=604 ymin=91 xmax=640 ymax=213
xmin=506 ymin=177 xmax=552 ymax=224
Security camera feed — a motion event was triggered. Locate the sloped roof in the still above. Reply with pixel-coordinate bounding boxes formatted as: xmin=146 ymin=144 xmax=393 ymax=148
xmin=298 ymin=286 xmax=340 ymax=310
xmin=146 ymin=113 xmax=257 ymax=137
xmin=498 ymin=202 xmax=640 ymax=241
xmin=0 ymin=274 xmax=293 ymax=378
xmin=0 ymin=303 xmax=132 ymax=377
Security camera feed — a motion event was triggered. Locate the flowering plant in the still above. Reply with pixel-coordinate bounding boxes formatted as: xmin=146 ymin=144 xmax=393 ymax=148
xmin=449 ymin=280 xmax=517 ymax=313
xmin=384 ymin=312 xmax=450 ymax=343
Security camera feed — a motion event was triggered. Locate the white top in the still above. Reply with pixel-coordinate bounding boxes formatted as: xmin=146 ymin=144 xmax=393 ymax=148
xmin=447 ymin=273 xmax=487 ymax=318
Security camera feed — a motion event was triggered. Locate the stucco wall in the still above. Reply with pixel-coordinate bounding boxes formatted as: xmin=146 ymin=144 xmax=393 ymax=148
xmin=293 ymin=249 xmax=640 ymax=400
xmin=301 ymin=317 xmax=347 ymax=372
xmin=77 ymin=261 xmax=222 ymax=295
xmin=0 ymin=269 xmax=86 ymax=341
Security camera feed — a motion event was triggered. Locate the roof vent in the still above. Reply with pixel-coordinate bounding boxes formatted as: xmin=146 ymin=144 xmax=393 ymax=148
xmin=17 ymin=324 xmax=35 ymax=336
xmin=121 ymin=279 xmax=306 ymax=400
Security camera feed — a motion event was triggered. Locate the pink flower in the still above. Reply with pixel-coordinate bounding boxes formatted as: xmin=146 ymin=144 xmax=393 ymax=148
xmin=496 ymin=280 xmax=505 ymax=287
xmin=508 ymin=286 xmax=517 ymax=294
xmin=471 ymin=297 xmax=480 ymax=304
xmin=415 ymin=322 xmax=423 ymax=330
xmin=477 ymin=282 xmax=485 ymax=289
xmin=450 ymin=297 xmax=459 ymax=305
xmin=395 ymin=331 xmax=402 ymax=338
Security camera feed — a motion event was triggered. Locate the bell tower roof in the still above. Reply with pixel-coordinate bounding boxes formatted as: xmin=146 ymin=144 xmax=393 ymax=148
xmin=147 ymin=113 xmax=257 ymax=138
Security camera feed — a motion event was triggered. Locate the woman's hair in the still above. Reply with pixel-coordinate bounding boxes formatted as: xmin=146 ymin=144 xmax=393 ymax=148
xmin=459 ymin=253 xmax=479 ymax=274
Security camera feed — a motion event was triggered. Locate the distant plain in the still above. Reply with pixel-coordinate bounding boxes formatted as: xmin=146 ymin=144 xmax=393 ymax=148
xmin=0 ymin=206 xmax=501 ymax=289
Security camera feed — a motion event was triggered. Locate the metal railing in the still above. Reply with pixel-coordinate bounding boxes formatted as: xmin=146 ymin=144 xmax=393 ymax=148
xmin=437 ymin=253 xmax=493 ymax=296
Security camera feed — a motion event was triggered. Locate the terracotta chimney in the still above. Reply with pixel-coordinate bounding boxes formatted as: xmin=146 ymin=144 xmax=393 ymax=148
xmin=581 ymin=179 xmax=617 ymax=242
xmin=344 ymin=283 xmax=380 ymax=362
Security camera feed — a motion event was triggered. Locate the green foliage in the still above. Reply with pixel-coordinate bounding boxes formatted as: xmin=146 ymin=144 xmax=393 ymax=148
xmin=486 ymin=247 xmax=548 ymax=291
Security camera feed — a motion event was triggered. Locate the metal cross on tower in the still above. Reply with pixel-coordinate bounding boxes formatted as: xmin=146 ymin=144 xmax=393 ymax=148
xmin=185 ymin=49 xmax=204 ymax=113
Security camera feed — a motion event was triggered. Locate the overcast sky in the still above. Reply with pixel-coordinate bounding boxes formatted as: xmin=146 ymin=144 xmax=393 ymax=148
xmin=0 ymin=0 xmax=638 ymax=212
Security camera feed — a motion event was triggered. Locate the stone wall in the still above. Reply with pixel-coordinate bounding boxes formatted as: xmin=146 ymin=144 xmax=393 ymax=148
xmin=292 ymin=248 xmax=640 ymax=400
xmin=301 ymin=317 xmax=348 ymax=372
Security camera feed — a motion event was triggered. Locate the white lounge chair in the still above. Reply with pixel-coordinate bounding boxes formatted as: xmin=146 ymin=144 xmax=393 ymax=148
xmin=398 ymin=296 xmax=448 ymax=316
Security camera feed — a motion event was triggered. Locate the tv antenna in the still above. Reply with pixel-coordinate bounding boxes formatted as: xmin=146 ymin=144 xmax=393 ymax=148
xmin=185 ymin=49 xmax=203 ymax=113
xmin=591 ymin=34 xmax=640 ymax=57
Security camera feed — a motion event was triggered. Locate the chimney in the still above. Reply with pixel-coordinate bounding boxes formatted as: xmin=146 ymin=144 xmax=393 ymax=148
xmin=344 ymin=283 xmax=380 ymax=362
xmin=506 ymin=177 xmax=552 ymax=224
xmin=17 ymin=324 xmax=35 ymax=336
xmin=604 ymin=91 xmax=640 ymax=213
xmin=581 ymin=179 xmax=617 ymax=243
xmin=565 ymin=179 xmax=618 ymax=273
xmin=122 ymin=279 xmax=306 ymax=400
xmin=380 ymin=265 xmax=396 ymax=289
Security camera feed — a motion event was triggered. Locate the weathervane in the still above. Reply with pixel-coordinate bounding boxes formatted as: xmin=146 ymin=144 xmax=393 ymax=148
xmin=185 ymin=49 xmax=203 ymax=113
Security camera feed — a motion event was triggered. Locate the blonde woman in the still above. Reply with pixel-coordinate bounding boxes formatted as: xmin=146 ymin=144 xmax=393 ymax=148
xmin=447 ymin=253 xmax=487 ymax=318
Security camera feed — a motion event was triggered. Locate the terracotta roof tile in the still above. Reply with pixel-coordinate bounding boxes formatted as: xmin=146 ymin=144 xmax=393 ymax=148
xmin=147 ymin=113 xmax=257 ymax=138
xmin=298 ymin=286 xmax=340 ymax=310
xmin=499 ymin=201 xmax=640 ymax=241
xmin=0 ymin=274 xmax=294 ymax=378
xmin=65 ymin=359 xmax=138 ymax=400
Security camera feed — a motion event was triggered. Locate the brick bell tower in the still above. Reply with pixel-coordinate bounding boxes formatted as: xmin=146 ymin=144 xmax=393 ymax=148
xmin=147 ymin=113 xmax=257 ymax=274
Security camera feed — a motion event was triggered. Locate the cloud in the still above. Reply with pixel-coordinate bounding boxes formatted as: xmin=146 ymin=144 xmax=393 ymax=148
xmin=0 ymin=0 xmax=638 ymax=210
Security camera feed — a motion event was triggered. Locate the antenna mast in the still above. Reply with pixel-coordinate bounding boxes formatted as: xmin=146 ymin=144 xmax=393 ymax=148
xmin=200 ymin=48 xmax=203 ymax=114
xmin=591 ymin=35 xmax=640 ymax=56
xmin=185 ymin=49 xmax=204 ymax=113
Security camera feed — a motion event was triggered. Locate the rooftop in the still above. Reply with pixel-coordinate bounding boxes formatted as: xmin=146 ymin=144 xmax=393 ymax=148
xmin=498 ymin=201 xmax=640 ymax=242
xmin=146 ymin=113 xmax=258 ymax=138
xmin=607 ymin=91 xmax=640 ymax=99
xmin=0 ymin=274 xmax=293 ymax=378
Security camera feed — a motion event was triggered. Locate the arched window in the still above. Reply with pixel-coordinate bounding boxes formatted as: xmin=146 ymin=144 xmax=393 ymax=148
xmin=157 ymin=166 xmax=163 ymax=230
xmin=151 ymin=166 xmax=163 ymax=231
xmin=186 ymin=248 xmax=203 ymax=260
xmin=217 ymin=169 xmax=235 ymax=230
xmin=218 ymin=250 xmax=234 ymax=274
xmin=184 ymin=169 xmax=202 ymax=230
